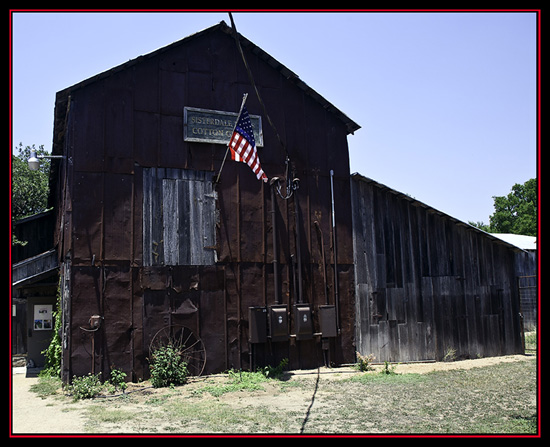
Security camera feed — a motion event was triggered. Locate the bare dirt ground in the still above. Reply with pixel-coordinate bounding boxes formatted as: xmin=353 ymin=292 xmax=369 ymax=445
xmin=11 ymin=354 xmax=537 ymax=436
xmin=11 ymin=372 xmax=87 ymax=434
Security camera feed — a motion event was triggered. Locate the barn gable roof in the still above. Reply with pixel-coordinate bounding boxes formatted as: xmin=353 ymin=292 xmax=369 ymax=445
xmin=55 ymin=20 xmax=360 ymax=135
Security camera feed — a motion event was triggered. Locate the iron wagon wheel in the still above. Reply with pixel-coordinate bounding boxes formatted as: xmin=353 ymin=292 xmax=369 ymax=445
xmin=149 ymin=325 xmax=207 ymax=377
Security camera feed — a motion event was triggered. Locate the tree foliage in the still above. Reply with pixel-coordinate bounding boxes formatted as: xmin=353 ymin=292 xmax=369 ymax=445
xmin=470 ymin=178 xmax=537 ymax=236
xmin=489 ymin=178 xmax=537 ymax=236
xmin=11 ymin=143 xmax=51 ymax=246
xmin=12 ymin=143 xmax=51 ymax=219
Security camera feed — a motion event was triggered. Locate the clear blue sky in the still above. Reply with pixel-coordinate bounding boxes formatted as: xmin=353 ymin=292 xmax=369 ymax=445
xmin=10 ymin=10 xmax=538 ymax=225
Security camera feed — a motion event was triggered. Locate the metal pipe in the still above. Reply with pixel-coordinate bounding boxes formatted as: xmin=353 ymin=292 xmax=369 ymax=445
xmin=91 ymin=333 xmax=95 ymax=375
xmin=294 ymin=184 xmax=303 ymax=303
xmin=291 ymin=254 xmax=297 ymax=304
xmin=270 ymin=178 xmax=281 ymax=304
xmin=330 ymin=170 xmax=340 ymax=332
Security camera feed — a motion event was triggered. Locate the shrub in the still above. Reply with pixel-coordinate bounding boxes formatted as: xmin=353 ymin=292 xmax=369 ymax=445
xmin=356 ymin=352 xmax=375 ymax=372
xmin=68 ymin=373 xmax=103 ymax=400
xmin=443 ymin=347 xmax=457 ymax=362
xmin=380 ymin=361 xmax=398 ymax=375
xmin=149 ymin=343 xmax=189 ymax=388
xmin=65 ymin=367 xmax=128 ymax=400
xmin=260 ymin=358 xmax=288 ymax=379
xmin=109 ymin=366 xmax=127 ymax=392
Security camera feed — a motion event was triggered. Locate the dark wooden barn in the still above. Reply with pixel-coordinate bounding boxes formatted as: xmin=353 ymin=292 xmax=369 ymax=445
xmin=351 ymin=174 xmax=536 ymax=362
xmin=48 ymin=21 xmax=360 ymax=382
xmin=22 ymin=20 xmax=534 ymax=383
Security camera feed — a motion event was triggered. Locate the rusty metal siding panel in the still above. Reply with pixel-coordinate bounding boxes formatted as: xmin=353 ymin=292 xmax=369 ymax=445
xmin=102 ymin=264 xmax=133 ymax=374
xmin=69 ymin=266 xmax=101 ymax=377
xmin=134 ymin=57 xmax=159 ymax=113
xmin=71 ymin=81 xmax=105 ymax=173
xmin=104 ymin=173 xmax=133 ymax=261
xmin=160 ymin=70 xmax=187 ymax=117
xmin=197 ymin=268 xmax=226 ymax=374
xmin=159 ymin=115 xmax=188 ymax=168
xmin=104 ymin=70 xmax=134 ymax=172
xmin=72 ymin=172 xmax=104 ymax=263
xmin=134 ymin=111 xmax=160 ymax=167
xmin=138 ymin=265 xmax=226 ymax=376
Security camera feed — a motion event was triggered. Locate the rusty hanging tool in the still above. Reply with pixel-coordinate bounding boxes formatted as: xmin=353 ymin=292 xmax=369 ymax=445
xmin=314 ymin=220 xmax=329 ymax=306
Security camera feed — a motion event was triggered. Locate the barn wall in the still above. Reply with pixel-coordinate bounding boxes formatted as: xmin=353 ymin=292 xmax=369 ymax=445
xmin=514 ymin=251 xmax=537 ymax=330
xmin=54 ymin=23 xmax=356 ymax=381
xmin=351 ymin=174 xmax=525 ymax=362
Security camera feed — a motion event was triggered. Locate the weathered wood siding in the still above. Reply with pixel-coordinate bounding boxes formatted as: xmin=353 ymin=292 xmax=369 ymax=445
xmin=515 ymin=251 xmax=537 ymax=330
xmin=11 ymin=249 xmax=58 ymax=286
xmin=351 ymin=174 xmax=525 ymax=362
xmin=12 ymin=210 xmax=55 ymax=263
xmin=142 ymin=167 xmax=217 ymax=266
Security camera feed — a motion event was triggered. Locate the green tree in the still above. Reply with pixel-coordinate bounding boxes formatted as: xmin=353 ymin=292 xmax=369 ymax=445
xmin=468 ymin=221 xmax=491 ymax=233
xmin=489 ymin=178 xmax=537 ymax=236
xmin=11 ymin=143 xmax=51 ymax=245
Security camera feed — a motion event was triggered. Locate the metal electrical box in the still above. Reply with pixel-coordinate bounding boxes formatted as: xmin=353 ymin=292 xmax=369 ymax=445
xmin=269 ymin=305 xmax=288 ymax=342
xmin=319 ymin=305 xmax=338 ymax=338
xmin=294 ymin=304 xmax=313 ymax=340
xmin=248 ymin=306 xmax=267 ymax=343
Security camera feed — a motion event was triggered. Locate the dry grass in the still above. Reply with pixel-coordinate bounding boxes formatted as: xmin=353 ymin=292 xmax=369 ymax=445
xmin=22 ymin=354 xmax=537 ymax=435
xmin=78 ymin=356 xmax=537 ymax=434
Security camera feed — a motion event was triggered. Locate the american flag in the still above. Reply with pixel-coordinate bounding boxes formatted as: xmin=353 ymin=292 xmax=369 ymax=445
xmin=229 ymin=106 xmax=268 ymax=182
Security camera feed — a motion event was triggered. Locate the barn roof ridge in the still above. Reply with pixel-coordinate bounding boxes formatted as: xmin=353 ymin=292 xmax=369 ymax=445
xmin=56 ymin=20 xmax=360 ymax=135
xmin=351 ymin=172 xmax=529 ymax=254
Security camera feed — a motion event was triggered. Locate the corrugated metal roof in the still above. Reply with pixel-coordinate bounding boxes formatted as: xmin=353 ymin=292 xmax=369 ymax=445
xmin=489 ymin=233 xmax=537 ymax=251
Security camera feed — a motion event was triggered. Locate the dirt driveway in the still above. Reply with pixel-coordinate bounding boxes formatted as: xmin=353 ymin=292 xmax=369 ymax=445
xmin=11 ymin=371 xmax=87 ymax=434
xmin=11 ymin=354 xmax=537 ymax=435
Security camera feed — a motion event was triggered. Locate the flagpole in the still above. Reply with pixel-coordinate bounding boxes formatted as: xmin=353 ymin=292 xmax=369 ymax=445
xmin=215 ymin=93 xmax=248 ymax=184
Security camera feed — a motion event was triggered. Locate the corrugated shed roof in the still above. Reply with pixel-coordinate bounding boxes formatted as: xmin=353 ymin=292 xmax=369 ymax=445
xmin=489 ymin=233 xmax=537 ymax=251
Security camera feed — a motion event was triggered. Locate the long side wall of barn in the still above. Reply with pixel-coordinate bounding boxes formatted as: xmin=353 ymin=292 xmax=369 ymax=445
xmin=351 ymin=175 xmax=525 ymax=362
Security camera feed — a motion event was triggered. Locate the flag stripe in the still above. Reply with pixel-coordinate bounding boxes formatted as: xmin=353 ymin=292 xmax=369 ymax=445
xmin=227 ymin=105 xmax=268 ymax=182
